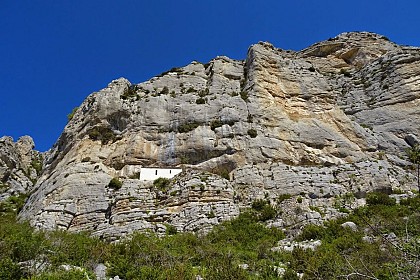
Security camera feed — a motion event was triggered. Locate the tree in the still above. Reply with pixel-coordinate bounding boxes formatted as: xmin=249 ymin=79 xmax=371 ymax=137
xmin=67 ymin=107 xmax=79 ymax=122
xmin=406 ymin=144 xmax=420 ymax=191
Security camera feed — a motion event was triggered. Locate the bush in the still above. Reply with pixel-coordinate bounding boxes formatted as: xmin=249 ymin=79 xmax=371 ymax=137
xmin=67 ymin=107 xmax=79 ymax=122
xmin=121 ymin=85 xmax=139 ymax=100
xmin=282 ymin=268 xmax=299 ymax=280
xmin=210 ymin=166 xmax=230 ymax=180
xmin=153 ymin=177 xmax=171 ymax=191
xmin=2 ymin=187 xmax=419 ymax=279
xmin=400 ymin=195 xmax=420 ymax=209
xmin=108 ymin=177 xmax=122 ymax=190
xmin=177 ymin=122 xmax=200 ymax=133
xmin=247 ymin=129 xmax=257 ymax=138
xmin=46 ymin=230 xmax=107 ymax=268
xmin=165 ymin=224 xmax=178 ymax=235
xmin=31 ymin=156 xmax=43 ymax=175
xmin=160 ymin=86 xmax=169 ymax=95
xmin=297 ymin=224 xmax=326 ymax=241
xmin=32 ymin=268 xmax=95 ymax=280
xmin=210 ymin=119 xmax=235 ymax=130
xmin=240 ymin=91 xmax=249 ymax=102
xmin=198 ymin=88 xmax=209 ymax=97
xmin=210 ymin=119 xmax=223 ymax=130
xmin=0 ymin=258 xmax=22 ymax=279
xmin=88 ymin=126 xmax=116 ymax=144
xmin=277 ymin=194 xmax=292 ymax=203
xmin=251 ymin=200 xmax=277 ymax=221
xmin=0 ymin=194 xmax=28 ymax=214
xmin=0 ymin=217 xmax=46 ymax=268
xmin=207 ymin=211 xmax=216 ymax=218
xmin=252 ymin=199 xmax=267 ymax=211
xmin=195 ymin=97 xmax=206 ymax=104
xmin=366 ymin=192 xmax=396 ymax=206
xmin=259 ymin=204 xmax=277 ymax=221
xmin=207 ymin=212 xmax=285 ymax=252
xmin=247 ymin=114 xmax=253 ymax=123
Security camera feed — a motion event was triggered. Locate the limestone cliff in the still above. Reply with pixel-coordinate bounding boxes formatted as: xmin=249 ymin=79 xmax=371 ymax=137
xmin=18 ymin=32 xmax=419 ymax=239
xmin=0 ymin=136 xmax=42 ymax=201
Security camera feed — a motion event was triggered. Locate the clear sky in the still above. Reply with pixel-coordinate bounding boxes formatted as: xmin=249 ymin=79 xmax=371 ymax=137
xmin=1 ymin=0 xmax=419 ymax=151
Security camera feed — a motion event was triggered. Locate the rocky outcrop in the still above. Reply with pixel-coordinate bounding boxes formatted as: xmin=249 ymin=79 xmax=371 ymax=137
xmin=18 ymin=32 xmax=419 ymax=238
xmin=0 ymin=136 xmax=41 ymax=201
xmin=23 ymin=169 xmax=238 ymax=240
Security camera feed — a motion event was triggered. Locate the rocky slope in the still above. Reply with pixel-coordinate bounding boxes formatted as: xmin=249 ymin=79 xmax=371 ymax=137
xmin=0 ymin=136 xmax=42 ymax=202
xmin=16 ymin=32 xmax=419 ymax=239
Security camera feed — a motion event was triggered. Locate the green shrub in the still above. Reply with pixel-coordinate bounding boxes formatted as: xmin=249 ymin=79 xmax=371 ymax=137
xmin=240 ymin=91 xmax=249 ymax=102
xmin=158 ymin=67 xmax=183 ymax=77
xmin=166 ymin=224 xmax=178 ymax=235
xmin=0 ymin=217 xmax=46 ymax=266
xmin=160 ymin=86 xmax=169 ymax=95
xmin=121 ymin=85 xmax=139 ymax=100
xmin=46 ymin=230 xmax=107 ymax=268
xmin=207 ymin=211 xmax=216 ymax=218
xmin=0 ymin=182 xmax=8 ymax=192
xmin=153 ymin=177 xmax=171 ymax=191
xmin=177 ymin=122 xmax=200 ymax=133
xmin=247 ymin=129 xmax=257 ymax=138
xmin=195 ymin=97 xmax=206 ymax=104
xmin=277 ymin=194 xmax=292 ymax=203
xmin=251 ymin=199 xmax=267 ymax=211
xmin=67 ymin=107 xmax=79 ymax=122
xmin=0 ymin=193 xmax=28 ymax=215
xmin=282 ymin=268 xmax=299 ymax=280
xmin=180 ymin=155 xmax=190 ymax=164
xmin=366 ymin=192 xmax=396 ymax=206
xmin=205 ymin=254 xmax=250 ymax=280
xmin=251 ymin=200 xmax=277 ymax=221
xmin=259 ymin=204 xmax=277 ymax=221
xmin=309 ymin=206 xmax=324 ymax=216
xmin=210 ymin=119 xmax=223 ymax=130
xmin=297 ymin=224 xmax=326 ymax=241
xmin=198 ymin=88 xmax=209 ymax=97
xmin=32 ymin=268 xmax=95 ymax=280
xmin=207 ymin=212 xmax=285 ymax=252
xmin=186 ymin=87 xmax=196 ymax=93
xmin=210 ymin=119 xmax=236 ymax=130
xmin=247 ymin=114 xmax=253 ymax=123
xmin=210 ymin=166 xmax=230 ymax=180
xmin=1 ymin=188 xmax=419 ymax=279
xmin=400 ymin=196 xmax=420 ymax=209
xmin=0 ymin=258 xmax=22 ymax=279
xmin=88 ymin=126 xmax=116 ymax=144
xmin=108 ymin=177 xmax=122 ymax=190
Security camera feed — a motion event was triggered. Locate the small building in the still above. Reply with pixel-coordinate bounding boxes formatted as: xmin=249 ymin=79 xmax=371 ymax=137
xmin=139 ymin=167 xmax=182 ymax=181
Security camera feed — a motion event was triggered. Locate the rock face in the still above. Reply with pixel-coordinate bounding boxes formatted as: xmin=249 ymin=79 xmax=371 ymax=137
xmin=0 ymin=136 xmax=41 ymax=201
xmin=18 ymin=32 xmax=420 ymax=239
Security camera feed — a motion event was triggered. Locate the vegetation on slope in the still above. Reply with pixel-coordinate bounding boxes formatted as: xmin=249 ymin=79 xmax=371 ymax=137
xmin=0 ymin=192 xmax=419 ymax=279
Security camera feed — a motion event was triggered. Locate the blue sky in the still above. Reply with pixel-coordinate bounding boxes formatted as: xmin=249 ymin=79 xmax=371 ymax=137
xmin=1 ymin=0 xmax=419 ymax=151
